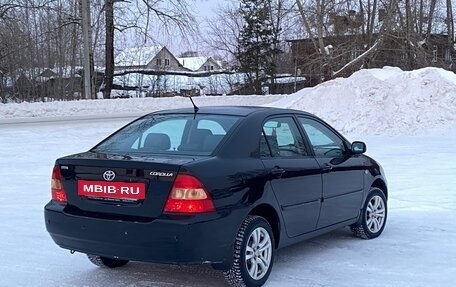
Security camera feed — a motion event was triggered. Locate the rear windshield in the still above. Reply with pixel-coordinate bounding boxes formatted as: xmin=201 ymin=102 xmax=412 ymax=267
xmin=93 ymin=114 xmax=241 ymax=155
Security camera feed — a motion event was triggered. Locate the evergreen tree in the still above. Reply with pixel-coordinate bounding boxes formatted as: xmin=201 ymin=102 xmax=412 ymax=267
xmin=236 ymin=0 xmax=281 ymax=93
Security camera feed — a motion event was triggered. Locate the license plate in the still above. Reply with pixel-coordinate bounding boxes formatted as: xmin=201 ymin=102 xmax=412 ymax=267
xmin=77 ymin=180 xmax=146 ymax=200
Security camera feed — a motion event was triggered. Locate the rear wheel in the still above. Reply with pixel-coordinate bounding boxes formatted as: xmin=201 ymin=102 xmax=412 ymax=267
xmin=223 ymin=215 xmax=274 ymax=287
xmin=87 ymin=254 xmax=129 ymax=268
xmin=351 ymin=188 xmax=387 ymax=239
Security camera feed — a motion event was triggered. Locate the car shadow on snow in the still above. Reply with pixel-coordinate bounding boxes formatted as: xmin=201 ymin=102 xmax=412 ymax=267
xmin=273 ymin=227 xmax=358 ymax=263
xmin=62 ymin=260 xmax=227 ymax=287
xmin=62 ymin=228 xmax=362 ymax=287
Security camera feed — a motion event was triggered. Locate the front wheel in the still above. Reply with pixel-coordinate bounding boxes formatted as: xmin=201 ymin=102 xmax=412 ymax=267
xmin=87 ymin=254 xmax=129 ymax=268
xmin=351 ymin=188 xmax=387 ymax=239
xmin=223 ymin=215 xmax=275 ymax=287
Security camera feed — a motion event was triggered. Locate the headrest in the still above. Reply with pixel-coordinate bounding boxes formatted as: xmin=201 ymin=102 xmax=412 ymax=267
xmin=192 ymin=129 xmax=213 ymax=142
xmin=143 ymin=133 xmax=171 ymax=151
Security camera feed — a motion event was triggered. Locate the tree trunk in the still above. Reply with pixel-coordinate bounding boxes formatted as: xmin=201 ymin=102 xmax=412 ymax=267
xmin=316 ymin=0 xmax=326 ymax=56
xmin=316 ymin=0 xmax=332 ymax=81
xmin=368 ymin=0 xmax=377 ymax=46
xmin=103 ymin=0 xmax=114 ymax=99
xmin=0 ymin=72 xmax=4 ymax=103
xmin=426 ymin=0 xmax=437 ymax=38
xmin=57 ymin=0 xmax=65 ymax=100
xmin=446 ymin=0 xmax=454 ymax=49
xmin=405 ymin=0 xmax=413 ymax=68
xmin=419 ymin=0 xmax=424 ymax=34
xmin=359 ymin=0 xmax=365 ymax=36
xmin=295 ymin=0 xmax=319 ymax=53
xmin=81 ymin=0 xmax=93 ymax=99
xmin=70 ymin=0 xmax=79 ymax=99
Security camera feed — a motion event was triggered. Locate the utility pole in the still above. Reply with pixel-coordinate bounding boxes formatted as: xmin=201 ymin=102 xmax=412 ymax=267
xmin=81 ymin=0 xmax=92 ymax=99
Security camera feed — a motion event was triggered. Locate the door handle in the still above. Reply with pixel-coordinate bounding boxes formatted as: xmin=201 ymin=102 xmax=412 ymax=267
xmin=322 ymin=163 xmax=333 ymax=172
xmin=270 ymin=166 xmax=285 ymax=178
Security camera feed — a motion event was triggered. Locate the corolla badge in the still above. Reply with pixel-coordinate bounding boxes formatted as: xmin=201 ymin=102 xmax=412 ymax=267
xmin=149 ymin=171 xmax=174 ymax=177
xmin=103 ymin=170 xmax=116 ymax=181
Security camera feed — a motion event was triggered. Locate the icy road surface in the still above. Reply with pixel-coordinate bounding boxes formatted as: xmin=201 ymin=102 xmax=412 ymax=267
xmin=0 ymin=119 xmax=455 ymax=287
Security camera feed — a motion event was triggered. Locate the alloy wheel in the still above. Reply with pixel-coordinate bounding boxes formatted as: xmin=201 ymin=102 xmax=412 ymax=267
xmin=365 ymin=195 xmax=386 ymax=233
xmin=245 ymin=227 xmax=272 ymax=280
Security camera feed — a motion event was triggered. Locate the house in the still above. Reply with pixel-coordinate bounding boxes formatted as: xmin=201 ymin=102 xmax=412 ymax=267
xmin=199 ymin=57 xmax=223 ymax=72
xmin=112 ymin=47 xmax=229 ymax=96
xmin=113 ymin=46 xmax=190 ymax=96
xmin=114 ymin=46 xmax=187 ymax=71
xmin=287 ymin=33 xmax=455 ymax=86
xmin=34 ymin=67 xmax=83 ymax=100
xmin=177 ymin=56 xmax=223 ymax=72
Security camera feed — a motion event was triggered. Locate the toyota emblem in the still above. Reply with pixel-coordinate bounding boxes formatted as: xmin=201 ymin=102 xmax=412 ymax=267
xmin=103 ymin=170 xmax=116 ymax=181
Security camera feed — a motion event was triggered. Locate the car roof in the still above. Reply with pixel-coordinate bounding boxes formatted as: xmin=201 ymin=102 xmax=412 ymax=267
xmin=150 ymin=105 xmax=313 ymax=117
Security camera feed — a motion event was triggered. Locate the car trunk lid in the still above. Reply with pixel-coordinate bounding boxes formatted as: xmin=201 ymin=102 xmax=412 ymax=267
xmin=56 ymin=151 xmax=199 ymax=220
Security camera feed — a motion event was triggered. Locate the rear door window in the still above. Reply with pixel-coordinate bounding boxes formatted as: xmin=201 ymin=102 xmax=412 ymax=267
xmin=261 ymin=117 xmax=308 ymax=157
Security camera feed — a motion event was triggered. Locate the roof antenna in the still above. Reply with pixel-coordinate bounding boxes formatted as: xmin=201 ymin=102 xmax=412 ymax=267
xmin=189 ymin=96 xmax=199 ymax=119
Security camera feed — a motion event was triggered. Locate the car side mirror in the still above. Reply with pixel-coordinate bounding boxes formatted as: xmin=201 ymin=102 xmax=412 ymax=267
xmin=351 ymin=141 xmax=366 ymax=154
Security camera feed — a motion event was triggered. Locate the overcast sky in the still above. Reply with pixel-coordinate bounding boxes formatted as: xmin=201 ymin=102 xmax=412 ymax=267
xmin=193 ymin=0 xmax=222 ymax=17
xmin=115 ymin=0 xmax=230 ymax=56
xmin=180 ymin=0 xmax=230 ymax=54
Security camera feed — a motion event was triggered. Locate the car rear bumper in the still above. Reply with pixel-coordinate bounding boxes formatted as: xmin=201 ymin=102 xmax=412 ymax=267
xmin=44 ymin=201 xmax=236 ymax=268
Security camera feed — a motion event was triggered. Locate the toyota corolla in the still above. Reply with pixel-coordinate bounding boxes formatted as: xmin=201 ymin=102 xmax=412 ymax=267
xmin=44 ymin=106 xmax=388 ymax=287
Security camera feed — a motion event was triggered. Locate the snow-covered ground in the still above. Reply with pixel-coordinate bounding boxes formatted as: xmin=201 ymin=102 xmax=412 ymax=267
xmin=1 ymin=67 xmax=455 ymax=286
xmin=0 ymin=120 xmax=454 ymax=287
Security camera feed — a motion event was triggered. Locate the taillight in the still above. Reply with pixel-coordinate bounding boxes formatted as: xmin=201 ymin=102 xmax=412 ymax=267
xmin=51 ymin=166 xmax=67 ymax=203
xmin=164 ymin=174 xmax=215 ymax=213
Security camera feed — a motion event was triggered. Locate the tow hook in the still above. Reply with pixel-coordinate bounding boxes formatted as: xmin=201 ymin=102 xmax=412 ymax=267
xmin=70 ymin=250 xmax=75 ymax=254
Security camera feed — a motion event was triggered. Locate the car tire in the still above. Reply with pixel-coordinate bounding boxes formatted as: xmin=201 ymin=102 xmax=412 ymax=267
xmin=87 ymin=254 xmax=129 ymax=268
xmin=223 ymin=215 xmax=275 ymax=287
xmin=351 ymin=188 xmax=387 ymax=239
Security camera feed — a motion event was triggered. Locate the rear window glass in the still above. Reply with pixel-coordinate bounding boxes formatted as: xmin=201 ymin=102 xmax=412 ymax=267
xmin=93 ymin=114 xmax=240 ymax=155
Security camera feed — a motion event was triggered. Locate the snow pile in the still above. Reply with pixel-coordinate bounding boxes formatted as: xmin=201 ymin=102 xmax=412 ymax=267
xmin=268 ymin=66 xmax=456 ymax=135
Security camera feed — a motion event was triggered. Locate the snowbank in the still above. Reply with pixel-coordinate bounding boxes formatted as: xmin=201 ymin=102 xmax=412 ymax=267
xmin=1 ymin=66 xmax=455 ymax=135
xmin=0 ymin=95 xmax=284 ymax=119
xmin=268 ymin=66 xmax=456 ymax=135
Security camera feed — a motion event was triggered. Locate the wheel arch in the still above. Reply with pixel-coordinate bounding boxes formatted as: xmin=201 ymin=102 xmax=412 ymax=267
xmin=248 ymin=203 xmax=281 ymax=248
xmin=371 ymin=178 xmax=388 ymax=200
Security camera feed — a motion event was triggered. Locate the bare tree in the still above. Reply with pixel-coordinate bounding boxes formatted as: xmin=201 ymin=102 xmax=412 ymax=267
xmin=0 ymin=0 xmax=85 ymax=102
xmin=333 ymin=0 xmax=400 ymax=77
xmin=290 ymin=0 xmax=456 ymax=80
xmin=205 ymin=3 xmax=243 ymax=63
xmin=426 ymin=0 xmax=438 ymax=38
xmin=101 ymin=0 xmax=196 ymax=99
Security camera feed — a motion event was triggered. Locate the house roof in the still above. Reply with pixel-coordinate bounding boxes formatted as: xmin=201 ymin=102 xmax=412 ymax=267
xmin=39 ymin=69 xmax=57 ymax=78
xmin=177 ymin=56 xmax=208 ymax=71
xmin=115 ymin=46 xmax=163 ymax=67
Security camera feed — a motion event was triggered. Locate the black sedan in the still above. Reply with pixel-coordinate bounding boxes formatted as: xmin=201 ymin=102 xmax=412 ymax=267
xmin=45 ymin=106 xmax=388 ymax=287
